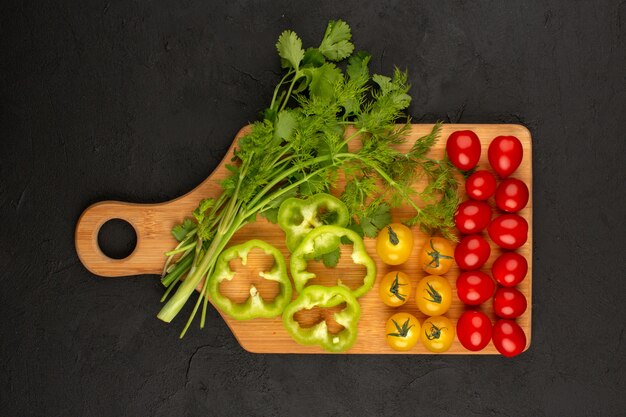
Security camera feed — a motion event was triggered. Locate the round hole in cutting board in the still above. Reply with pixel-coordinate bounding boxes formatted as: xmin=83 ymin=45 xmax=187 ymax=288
xmin=219 ymin=248 xmax=280 ymax=303
xmin=305 ymin=243 xmax=368 ymax=292
xmin=97 ymin=219 xmax=137 ymax=260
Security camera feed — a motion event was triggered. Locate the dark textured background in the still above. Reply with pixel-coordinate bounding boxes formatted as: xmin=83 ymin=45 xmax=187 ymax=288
xmin=1 ymin=1 xmax=625 ymax=416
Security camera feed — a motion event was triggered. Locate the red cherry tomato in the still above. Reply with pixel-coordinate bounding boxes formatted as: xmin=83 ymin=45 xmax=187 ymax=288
xmin=454 ymin=200 xmax=492 ymax=234
xmin=488 ymin=214 xmax=528 ymax=250
xmin=495 ymin=178 xmax=529 ymax=213
xmin=492 ymin=319 xmax=527 ymax=357
xmin=446 ymin=130 xmax=481 ymax=171
xmin=492 ymin=252 xmax=528 ymax=286
xmin=454 ymin=234 xmax=491 ymax=270
xmin=456 ymin=271 xmax=495 ymax=305
xmin=465 ymin=170 xmax=497 ymax=201
xmin=488 ymin=136 xmax=523 ymax=178
xmin=493 ymin=287 xmax=527 ymax=319
xmin=457 ymin=310 xmax=492 ymax=351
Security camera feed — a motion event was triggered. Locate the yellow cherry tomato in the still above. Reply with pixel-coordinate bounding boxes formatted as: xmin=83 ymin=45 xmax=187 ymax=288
xmin=419 ymin=237 xmax=455 ymax=275
xmin=378 ymin=271 xmax=411 ymax=307
xmin=376 ymin=223 xmax=414 ymax=265
xmin=415 ymin=275 xmax=452 ymax=316
xmin=386 ymin=312 xmax=420 ymax=351
xmin=420 ymin=315 xmax=455 ymax=353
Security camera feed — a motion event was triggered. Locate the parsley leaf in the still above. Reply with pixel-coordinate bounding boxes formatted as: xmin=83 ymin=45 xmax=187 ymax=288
xmin=319 ymin=20 xmax=354 ymax=61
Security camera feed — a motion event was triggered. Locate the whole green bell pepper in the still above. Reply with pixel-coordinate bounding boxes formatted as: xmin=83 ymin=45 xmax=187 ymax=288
xmin=282 ymin=285 xmax=360 ymax=352
xmin=207 ymin=239 xmax=292 ymax=320
xmin=277 ymin=193 xmax=350 ymax=252
xmin=290 ymin=225 xmax=376 ymax=298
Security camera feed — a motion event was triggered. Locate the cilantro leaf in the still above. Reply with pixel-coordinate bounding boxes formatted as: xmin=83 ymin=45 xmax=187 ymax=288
xmin=346 ymin=51 xmax=371 ymax=80
xmin=266 ymin=186 xmax=298 ymax=208
xmin=274 ymin=110 xmax=298 ymax=141
xmin=372 ymin=74 xmax=392 ymax=94
xmin=193 ymin=198 xmax=216 ymax=223
xmin=359 ymin=204 xmax=392 ymax=238
xmin=305 ymin=63 xmax=343 ymax=100
xmin=260 ymin=207 xmax=279 ymax=224
xmin=319 ymin=20 xmax=354 ymax=61
xmin=294 ymin=172 xmax=326 ymax=196
xmin=320 ymin=247 xmax=340 ymax=267
xmin=276 ymin=30 xmax=305 ymax=70
xmin=372 ymin=70 xmax=412 ymax=108
xmin=171 ymin=218 xmax=195 ymax=241
xmin=302 ymin=47 xmax=326 ymax=68
xmin=260 ymin=186 xmax=297 ymax=224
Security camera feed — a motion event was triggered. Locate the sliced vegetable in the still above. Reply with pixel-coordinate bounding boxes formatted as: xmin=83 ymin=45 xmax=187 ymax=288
xmin=290 ymin=225 xmax=376 ymax=298
xmin=418 ymin=237 xmax=455 ymax=275
xmin=207 ymin=240 xmax=292 ymax=320
xmin=386 ymin=312 xmax=420 ymax=351
xmin=277 ymin=193 xmax=349 ymax=252
xmin=379 ymin=271 xmax=411 ymax=307
xmin=375 ymin=223 xmax=414 ymax=265
xmin=421 ymin=316 xmax=455 ymax=353
xmin=282 ymin=285 xmax=360 ymax=352
xmin=415 ymin=275 xmax=452 ymax=316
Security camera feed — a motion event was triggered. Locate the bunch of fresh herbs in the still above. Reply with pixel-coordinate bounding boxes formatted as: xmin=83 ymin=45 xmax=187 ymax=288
xmin=158 ymin=20 xmax=459 ymax=336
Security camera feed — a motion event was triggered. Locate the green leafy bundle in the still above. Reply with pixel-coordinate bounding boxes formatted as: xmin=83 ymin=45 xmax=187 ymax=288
xmin=158 ymin=20 xmax=459 ymax=336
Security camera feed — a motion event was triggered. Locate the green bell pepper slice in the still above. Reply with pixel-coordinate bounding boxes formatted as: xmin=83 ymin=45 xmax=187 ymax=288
xmin=282 ymin=285 xmax=360 ymax=352
xmin=290 ymin=225 xmax=376 ymax=298
xmin=277 ymin=193 xmax=350 ymax=252
xmin=207 ymin=239 xmax=292 ymax=320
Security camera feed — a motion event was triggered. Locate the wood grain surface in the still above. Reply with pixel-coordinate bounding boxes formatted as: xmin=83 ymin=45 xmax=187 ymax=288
xmin=75 ymin=124 xmax=532 ymax=354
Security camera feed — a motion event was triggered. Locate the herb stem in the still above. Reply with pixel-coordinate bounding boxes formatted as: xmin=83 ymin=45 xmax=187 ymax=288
xmin=270 ymin=70 xmax=294 ymax=110
xmin=246 ymin=154 xmax=332 ymax=209
xmin=279 ymin=71 xmax=301 ymax=112
xmin=164 ymin=242 xmax=196 ymax=257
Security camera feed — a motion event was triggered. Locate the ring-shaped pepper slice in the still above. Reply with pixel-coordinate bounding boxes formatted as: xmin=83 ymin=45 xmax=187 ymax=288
xmin=208 ymin=239 xmax=292 ymax=320
xmin=282 ymin=285 xmax=360 ymax=352
xmin=277 ymin=193 xmax=350 ymax=252
xmin=290 ymin=225 xmax=376 ymax=298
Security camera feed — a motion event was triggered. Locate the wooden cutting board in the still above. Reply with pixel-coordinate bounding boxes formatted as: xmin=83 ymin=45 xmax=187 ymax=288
xmin=75 ymin=124 xmax=532 ymax=354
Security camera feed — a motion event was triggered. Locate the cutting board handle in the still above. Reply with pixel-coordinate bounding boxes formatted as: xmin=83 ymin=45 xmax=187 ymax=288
xmin=74 ymin=126 xmax=247 ymax=278
xmin=75 ymin=201 xmax=174 ymax=277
